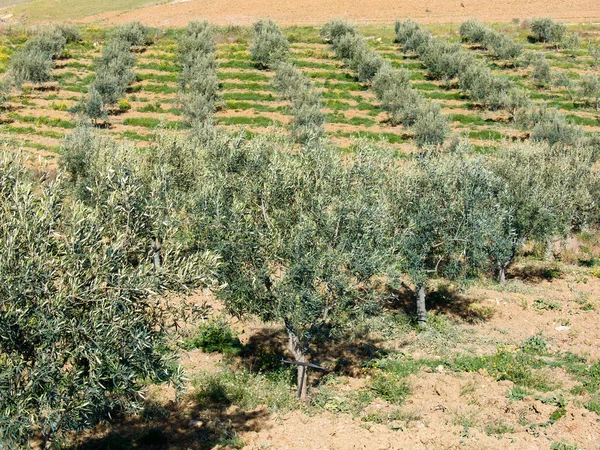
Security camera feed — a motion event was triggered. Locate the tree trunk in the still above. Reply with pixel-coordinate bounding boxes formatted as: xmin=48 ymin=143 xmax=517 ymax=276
xmin=498 ymin=265 xmax=507 ymax=285
xmin=286 ymin=327 xmax=309 ymax=400
xmin=545 ymin=237 xmax=554 ymax=261
xmin=416 ymin=283 xmax=426 ymax=326
xmin=152 ymin=237 xmax=162 ymax=272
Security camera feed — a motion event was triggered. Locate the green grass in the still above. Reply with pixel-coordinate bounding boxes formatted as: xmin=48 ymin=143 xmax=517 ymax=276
xmin=9 ymin=0 xmax=164 ymax=22
xmin=334 ymin=130 xmax=407 ymax=144
xmin=467 ymin=129 xmax=506 ymax=140
xmin=224 ymin=101 xmax=284 ymax=113
xmin=136 ymin=73 xmax=177 ymax=83
xmin=137 ymin=61 xmax=180 ymax=73
xmin=8 ymin=113 xmax=75 ymax=129
xmin=218 ymin=116 xmax=281 ymax=127
xmin=218 ymin=72 xmax=270 ymax=82
xmin=222 ymin=92 xmax=275 ymax=102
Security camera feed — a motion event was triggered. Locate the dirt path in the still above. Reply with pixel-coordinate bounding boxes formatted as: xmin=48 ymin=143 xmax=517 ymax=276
xmin=79 ymin=0 xmax=600 ymax=27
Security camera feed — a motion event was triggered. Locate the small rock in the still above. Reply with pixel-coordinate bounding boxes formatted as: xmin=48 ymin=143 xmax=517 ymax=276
xmin=435 ymin=365 xmax=445 ymax=373
xmin=555 ymin=325 xmax=570 ymax=331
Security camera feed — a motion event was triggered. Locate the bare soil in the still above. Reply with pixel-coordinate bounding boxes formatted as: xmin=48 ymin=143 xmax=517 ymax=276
xmin=78 ymin=0 xmax=600 ymax=27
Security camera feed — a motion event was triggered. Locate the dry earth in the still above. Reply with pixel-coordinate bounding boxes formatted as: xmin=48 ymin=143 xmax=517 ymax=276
xmin=71 ymin=266 xmax=600 ymax=450
xmin=77 ymin=0 xmax=600 ymax=27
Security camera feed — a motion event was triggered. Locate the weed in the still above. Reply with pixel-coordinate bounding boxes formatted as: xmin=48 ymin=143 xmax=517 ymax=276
xmin=184 ymin=318 xmax=242 ymax=355
xmin=533 ymin=298 xmax=561 ymax=311
xmin=485 ymin=420 xmax=515 ymax=436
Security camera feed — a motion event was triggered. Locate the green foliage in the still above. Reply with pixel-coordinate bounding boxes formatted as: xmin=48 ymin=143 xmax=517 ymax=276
xmin=372 ymin=63 xmax=410 ymax=101
xmin=487 ymin=142 xmax=596 ymax=280
xmin=395 ymin=19 xmax=431 ymax=53
xmin=320 ymin=19 xmax=358 ymax=43
xmin=289 ymin=85 xmax=325 ymax=144
xmin=410 ymin=101 xmax=450 ymax=147
xmin=251 ymin=19 xmax=290 ymax=68
xmin=111 ymin=21 xmax=153 ymax=47
xmin=516 ymin=107 xmax=584 ymax=146
xmin=0 ymin=142 xmax=218 ymax=446
xmin=579 ymin=73 xmax=600 ymax=110
xmin=272 ymin=61 xmax=310 ymax=100
xmin=185 ymin=318 xmax=242 ymax=355
xmin=530 ymin=18 xmax=566 ymax=44
xmin=9 ymin=47 xmax=54 ymax=86
xmin=532 ymin=56 xmax=552 ymax=86
xmin=193 ymin=369 xmax=298 ymax=413
xmin=117 ymin=98 xmax=130 ymax=113
xmin=178 ymin=21 xmax=219 ymax=125
xmin=192 ymin=131 xmax=391 ymax=373
xmin=459 ymin=20 xmax=522 ymax=63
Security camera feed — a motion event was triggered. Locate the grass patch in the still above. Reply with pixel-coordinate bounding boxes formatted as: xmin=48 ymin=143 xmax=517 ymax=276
xmin=218 ymin=116 xmax=281 ymax=127
xmin=218 ymin=72 xmax=270 ymax=82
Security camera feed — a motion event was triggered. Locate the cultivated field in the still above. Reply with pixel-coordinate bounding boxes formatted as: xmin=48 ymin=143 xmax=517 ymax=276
xmin=0 ymin=23 xmax=599 ymax=163
xmin=2 ymin=3 xmax=600 ymax=450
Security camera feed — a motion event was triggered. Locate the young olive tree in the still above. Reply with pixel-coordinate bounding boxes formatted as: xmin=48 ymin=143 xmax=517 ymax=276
xmin=289 ymin=86 xmax=325 ymax=144
xmin=192 ymin=133 xmax=391 ymax=398
xmin=530 ymin=18 xmax=566 ymax=46
xmin=488 ymin=142 xmax=597 ymax=282
xmin=111 ymin=21 xmax=153 ymax=47
xmin=532 ymin=56 xmax=552 ymax=86
xmin=272 ymin=62 xmax=310 ymax=100
xmin=0 ymin=142 xmax=218 ymax=447
xmin=251 ymin=19 xmax=290 ymax=68
xmin=177 ymin=22 xmax=219 ymax=125
xmin=580 ymin=73 xmax=600 ymax=110
xmin=388 ymin=148 xmax=504 ymax=324
xmin=395 ymin=19 xmax=431 ymax=53
xmin=372 ymin=63 xmax=410 ymax=101
xmin=411 ymin=102 xmax=450 ymax=147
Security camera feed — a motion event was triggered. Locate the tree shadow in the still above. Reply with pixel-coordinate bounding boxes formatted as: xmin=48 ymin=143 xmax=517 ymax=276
xmin=69 ymin=398 xmax=271 ymax=450
xmin=509 ymin=262 xmax=562 ymax=283
xmin=386 ymin=283 xmax=493 ymax=324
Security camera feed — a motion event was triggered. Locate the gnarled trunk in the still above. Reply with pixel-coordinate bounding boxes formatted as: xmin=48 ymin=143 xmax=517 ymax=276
xmin=286 ymin=326 xmax=309 ymax=400
xmin=416 ymin=283 xmax=426 ymax=326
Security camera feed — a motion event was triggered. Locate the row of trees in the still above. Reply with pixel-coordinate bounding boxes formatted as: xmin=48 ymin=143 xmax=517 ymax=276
xmin=177 ymin=21 xmax=220 ymax=125
xmin=395 ymin=19 xmax=528 ymax=113
xmin=460 ymin=19 xmax=523 ymax=64
xmin=321 ymin=19 xmax=449 ymax=147
xmin=9 ymin=25 xmax=79 ymax=87
xmin=79 ymin=22 xmax=151 ymax=124
xmin=395 ymin=20 xmax=592 ymax=148
xmin=251 ymin=19 xmax=325 ymax=144
xmin=2 ymin=122 xmax=598 ymax=441
xmin=273 ymin=62 xmax=325 ymax=143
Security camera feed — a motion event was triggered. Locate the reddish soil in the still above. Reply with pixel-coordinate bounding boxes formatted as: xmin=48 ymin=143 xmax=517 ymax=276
xmin=79 ymin=0 xmax=600 ymax=27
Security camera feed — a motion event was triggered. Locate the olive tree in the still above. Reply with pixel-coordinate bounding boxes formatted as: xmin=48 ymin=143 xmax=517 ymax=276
xmin=488 ymin=142 xmax=597 ymax=282
xmin=111 ymin=21 xmax=153 ymax=47
xmin=411 ymin=102 xmax=450 ymax=147
xmin=272 ymin=62 xmax=310 ymax=100
xmin=251 ymin=19 xmax=290 ymax=68
xmin=580 ymin=73 xmax=600 ymax=110
xmin=372 ymin=63 xmax=410 ymax=100
xmin=9 ymin=48 xmax=54 ymax=86
xmin=0 ymin=140 xmax=218 ymax=447
xmin=395 ymin=19 xmax=431 ymax=53
xmin=388 ymin=148 xmax=504 ymax=324
xmin=289 ymin=86 xmax=325 ymax=144
xmin=191 ymin=133 xmax=391 ymax=398
xmin=320 ymin=19 xmax=358 ymax=43
xmin=177 ymin=22 xmax=219 ymax=125
xmin=530 ymin=18 xmax=566 ymax=46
